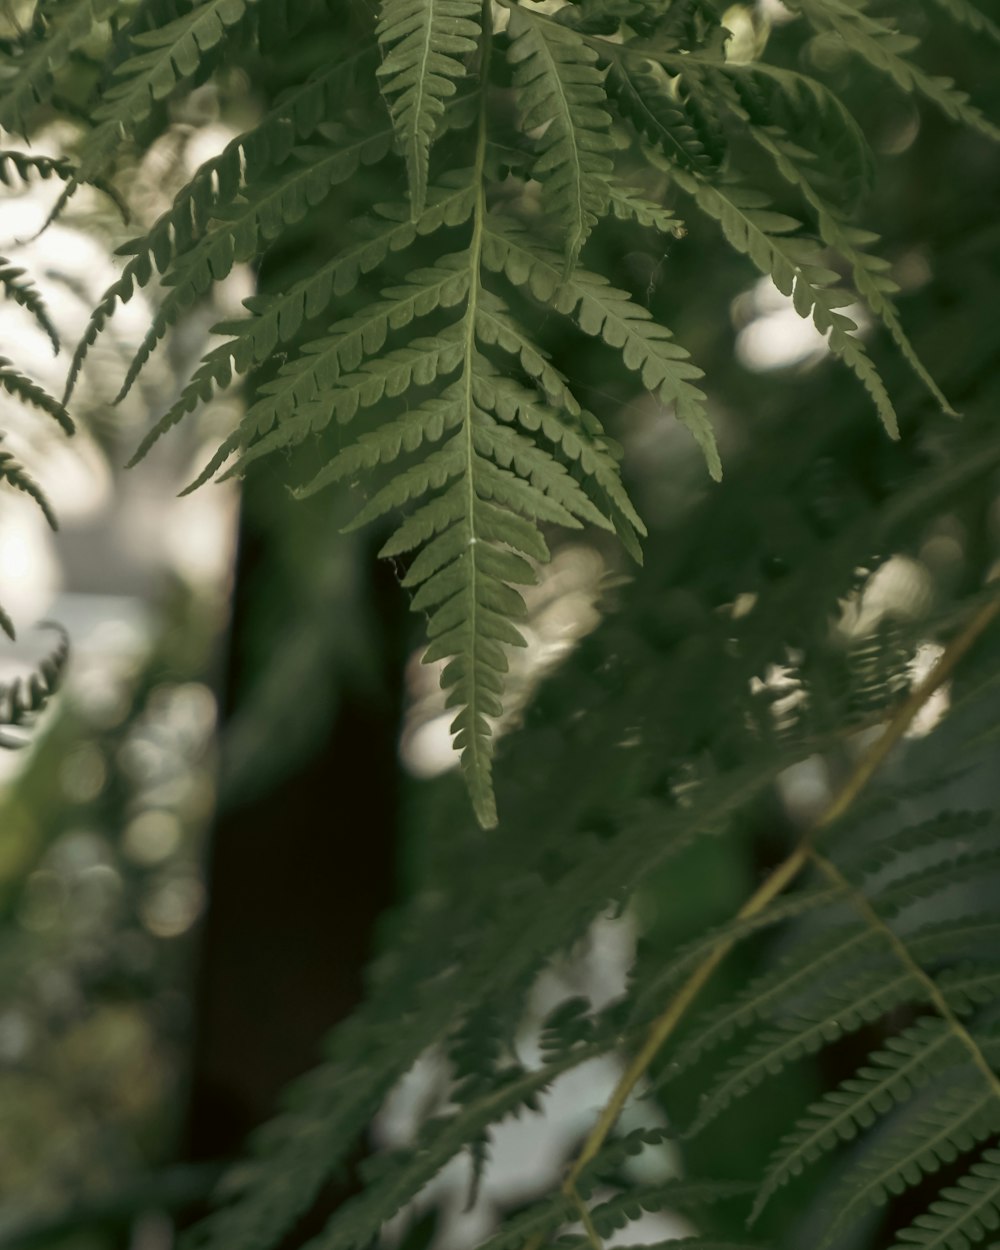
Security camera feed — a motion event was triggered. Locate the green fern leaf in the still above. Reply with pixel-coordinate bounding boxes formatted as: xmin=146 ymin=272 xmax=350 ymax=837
xmin=376 ymin=0 xmax=481 ymax=217
xmin=0 ymin=623 xmax=70 ymax=748
xmin=191 ymin=325 xmax=466 ymax=492
xmin=128 ymin=176 xmax=476 ymax=465
xmin=105 ymin=126 xmax=396 ymax=407
xmin=64 ymin=52 xmax=373 ymax=403
xmin=683 ymin=966 xmax=925 ymax=1134
xmin=0 ymin=149 xmax=75 ymax=188
xmin=693 ymin=57 xmax=875 ymax=212
xmin=743 ymin=121 xmax=956 ymax=417
xmin=753 ymin=1018 xmax=964 ymax=1218
xmin=665 ymin=164 xmax=899 ymax=438
xmin=315 ymin=1053 xmax=593 ymax=1250
xmin=605 ymin=179 xmax=685 ymax=235
xmin=0 ymin=258 xmax=59 ymax=354
xmin=482 ymin=217 xmax=719 ymax=478
xmin=604 ymin=52 xmax=725 ymax=175
xmin=0 ymin=437 xmax=58 ymax=529
xmin=820 ymin=1074 xmax=1000 ymax=1248
xmin=627 ymin=882 xmax=845 ymax=1029
xmin=0 ymin=358 xmax=73 ymax=435
xmin=83 ymin=0 xmax=259 ymax=170
xmin=789 ymin=0 xmax=1000 ymax=143
xmin=0 ymin=0 xmax=118 ymax=138
xmin=590 ymin=1182 xmax=755 ymax=1237
xmin=471 ymin=369 xmax=644 ymax=541
xmin=666 ymin=920 xmax=880 ymax=1075
xmin=888 ymin=1147 xmax=1000 ymax=1250
xmin=506 ymin=7 xmax=614 ymax=270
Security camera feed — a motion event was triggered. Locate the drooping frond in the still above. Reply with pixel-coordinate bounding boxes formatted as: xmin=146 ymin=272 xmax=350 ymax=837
xmin=604 ymin=51 xmax=725 ymax=176
xmin=0 ymin=149 xmax=75 ymax=189
xmin=127 ymin=172 xmax=476 ymax=464
xmin=481 ymin=217 xmax=719 ymax=478
xmin=604 ymin=179 xmax=685 ymax=235
xmin=752 ymin=1017 xmax=980 ymax=1219
xmin=0 ymin=436 xmax=58 ymax=530
xmin=376 ymin=0 xmax=482 ymax=216
xmin=787 ymin=0 xmax=1000 ymax=143
xmin=0 ymin=0 xmax=117 ymax=138
xmin=110 ymin=126 xmax=396 ymax=405
xmin=0 ymin=623 xmax=69 ymax=745
xmin=888 ymin=1149 xmax=1000 ymax=1250
xmin=0 ymin=258 xmax=59 ymax=354
xmin=819 ymin=1078 xmax=1000 ymax=1246
xmin=63 ymin=54 xmax=376 ymax=403
xmin=18 ymin=0 xmax=991 ymax=849
xmin=719 ymin=81 xmax=955 ymax=416
xmin=79 ymin=0 xmax=261 ymax=177
xmin=166 ymin=42 xmax=668 ymax=823
xmin=664 ymin=165 xmax=899 ymax=438
xmin=644 ymin=784 xmax=1000 ymax=1249
xmin=505 ymin=6 xmax=614 ymax=270
xmin=0 ymin=359 xmax=73 ymax=435
xmin=686 ymin=57 xmax=876 ymax=213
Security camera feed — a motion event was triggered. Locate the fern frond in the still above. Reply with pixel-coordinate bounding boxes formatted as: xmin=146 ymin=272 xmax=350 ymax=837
xmin=682 ymin=965 xmax=925 ymax=1135
xmin=604 ymin=52 xmax=725 ymax=175
xmin=0 ymin=0 xmax=117 ymax=138
xmin=664 ymin=165 xmax=899 ymax=438
xmin=92 ymin=125 xmax=395 ymax=409
xmin=605 ymin=179 xmax=685 ymax=235
xmin=471 ymin=369 xmax=643 ymax=542
xmin=481 ymin=217 xmax=719 ymax=478
xmin=376 ymin=0 xmax=481 ymax=217
xmin=229 ymin=254 xmax=470 ymax=445
xmin=0 ymin=623 xmax=69 ymax=748
xmin=129 ymin=175 xmax=476 ymax=465
xmin=752 ymin=1017 xmax=966 ymax=1218
xmin=589 ymin=1181 xmax=755 ymax=1236
xmin=0 ymin=358 xmax=73 ymax=435
xmin=666 ymin=919 xmax=881 ymax=1075
xmin=819 ymin=1076 xmax=1000 ymax=1247
xmin=686 ymin=57 xmax=875 ymax=212
xmin=63 ymin=52 xmax=374 ymax=403
xmin=0 ymin=437 xmax=58 ymax=529
xmin=627 ymin=882 xmax=846 ymax=1028
xmin=191 ymin=325 xmax=467 ymax=490
xmin=888 ymin=1148 xmax=1000 ymax=1250
xmin=0 ymin=258 xmax=59 ymax=354
xmin=743 ymin=121 xmax=956 ymax=417
xmin=0 ymin=149 xmax=75 ymax=188
xmin=81 ymin=0 xmax=260 ymax=173
xmin=788 ymin=0 xmax=1000 ymax=143
xmin=309 ymin=1051 xmax=596 ymax=1250
xmin=506 ymin=7 xmax=614 ymax=271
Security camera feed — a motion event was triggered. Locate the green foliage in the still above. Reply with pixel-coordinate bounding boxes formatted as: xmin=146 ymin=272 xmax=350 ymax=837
xmin=1 ymin=4 xmax=999 ymax=1250
xmin=28 ymin=0 xmax=993 ymax=822
xmin=376 ymin=0 xmax=482 ymax=217
xmin=0 ymin=623 xmax=69 ymax=740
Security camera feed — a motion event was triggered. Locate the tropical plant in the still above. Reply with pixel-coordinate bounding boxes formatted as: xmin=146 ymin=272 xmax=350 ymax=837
xmin=1 ymin=1 xmax=1000 ymax=1249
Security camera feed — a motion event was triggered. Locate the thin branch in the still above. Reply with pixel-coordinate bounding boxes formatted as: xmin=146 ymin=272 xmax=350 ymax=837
xmin=549 ymin=591 xmax=1000 ymax=1218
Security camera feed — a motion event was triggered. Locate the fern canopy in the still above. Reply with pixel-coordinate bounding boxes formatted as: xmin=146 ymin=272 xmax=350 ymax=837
xmin=1 ymin=10 xmax=999 ymax=1250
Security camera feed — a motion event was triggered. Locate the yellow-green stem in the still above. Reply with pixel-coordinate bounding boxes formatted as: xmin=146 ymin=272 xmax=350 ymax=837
xmin=552 ymin=591 xmax=1000 ymax=1228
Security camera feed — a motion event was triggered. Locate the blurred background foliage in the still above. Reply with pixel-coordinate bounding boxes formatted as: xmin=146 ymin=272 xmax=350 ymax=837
xmin=0 ymin=2 xmax=997 ymax=1250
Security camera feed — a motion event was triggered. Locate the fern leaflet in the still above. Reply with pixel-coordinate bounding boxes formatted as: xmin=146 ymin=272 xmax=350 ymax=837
xmin=376 ymin=0 xmax=482 ymax=217
xmin=506 ymin=7 xmax=614 ymax=271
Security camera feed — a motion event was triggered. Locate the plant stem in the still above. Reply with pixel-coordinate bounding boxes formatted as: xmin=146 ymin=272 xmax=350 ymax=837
xmin=554 ymin=591 xmax=1000 ymax=1221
